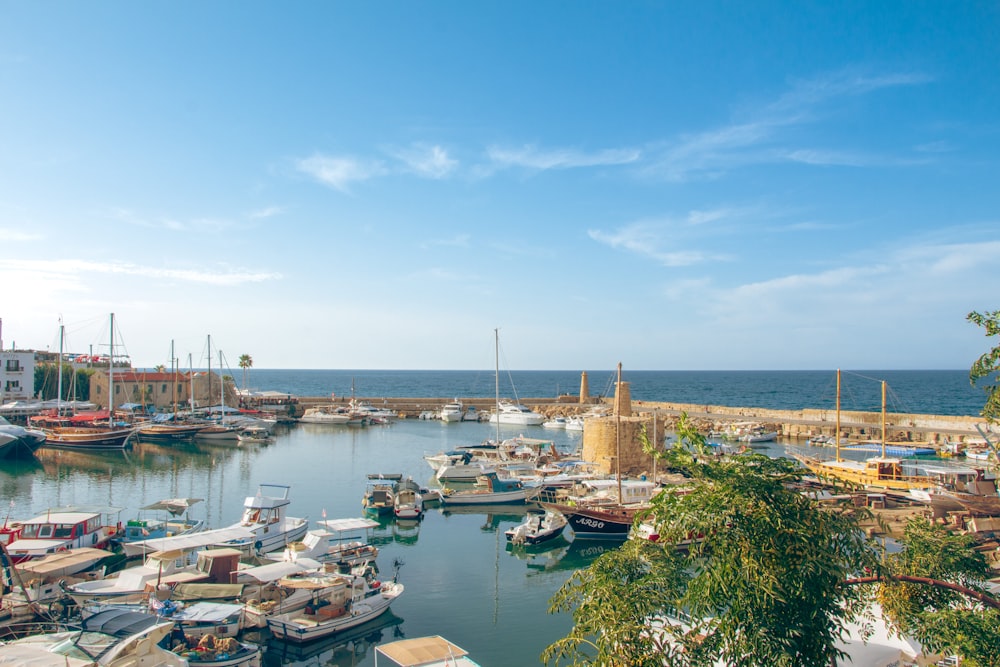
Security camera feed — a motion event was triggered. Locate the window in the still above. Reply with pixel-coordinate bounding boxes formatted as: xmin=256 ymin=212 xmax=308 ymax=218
xmin=4 ymin=360 xmax=21 ymax=372
xmin=53 ymin=524 xmax=74 ymax=539
xmin=161 ymin=384 xmax=167 ymax=393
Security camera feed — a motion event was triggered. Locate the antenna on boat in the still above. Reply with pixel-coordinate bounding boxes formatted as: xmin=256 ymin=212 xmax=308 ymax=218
xmin=494 ymin=328 xmax=500 ymax=444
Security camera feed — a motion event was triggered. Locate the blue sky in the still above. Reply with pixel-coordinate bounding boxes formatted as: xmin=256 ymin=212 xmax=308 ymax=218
xmin=1 ymin=2 xmax=998 ymax=371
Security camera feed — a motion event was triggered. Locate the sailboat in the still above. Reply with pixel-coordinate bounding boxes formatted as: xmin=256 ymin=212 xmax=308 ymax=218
xmin=195 ymin=342 xmax=241 ymax=442
xmin=539 ymin=363 xmax=655 ymax=539
xmin=487 ymin=330 xmax=544 ymax=426
xmin=793 ymin=371 xmax=975 ymax=493
xmin=35 ymin=315 xmax=135 ymax=450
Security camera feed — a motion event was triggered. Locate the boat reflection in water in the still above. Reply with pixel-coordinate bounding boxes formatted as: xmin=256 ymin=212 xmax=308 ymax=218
xmin=264 ymin=610 xmax=404 ymax=665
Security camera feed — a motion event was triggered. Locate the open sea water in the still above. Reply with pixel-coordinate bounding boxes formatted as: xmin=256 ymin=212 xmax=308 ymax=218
xmin=0 ymin=369 xmax=989 ymax=665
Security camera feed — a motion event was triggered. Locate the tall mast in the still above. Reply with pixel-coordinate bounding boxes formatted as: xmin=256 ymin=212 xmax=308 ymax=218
xmin=171 ymin=340 xmax=177 ymax=414
xmin=207 ymin=335 xmax=212 ymax=410
xmin=881 ymin=380 xmax=887 ymax=458
xmin=835 ymin=369 xmax=841 ymax=462
xmin=494 ymin=328 xmax=500 ymax=443
xmin=56 ymin=319 xmax=64 ymax=417
xmin=109 ymin=313 xmax=115 ymax=421
xmin=219 ymin=349 xmax=225 ymax=416
xmin=189 ymin=353 xmax=194 ymax=412
xmin=616 ymin=362 xmax=623 ymax=504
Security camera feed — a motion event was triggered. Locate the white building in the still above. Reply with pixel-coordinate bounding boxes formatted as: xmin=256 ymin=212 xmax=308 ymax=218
xmin=0 ymin=349 xmax=36 ymax=403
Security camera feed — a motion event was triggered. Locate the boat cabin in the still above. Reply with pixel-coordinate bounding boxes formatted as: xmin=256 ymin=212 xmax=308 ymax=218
xmin=241 ymin=484 xmax=292 ymax=527
xmin=6 ymin=508 xmax=121 ymax=560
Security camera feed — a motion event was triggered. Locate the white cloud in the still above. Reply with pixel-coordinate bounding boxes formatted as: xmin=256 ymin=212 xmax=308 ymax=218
xmin=296 ymin=154 xmax=386 ymax=193
xmin=389 ymin=144 xmax=458 ymax=179
xmin=587 ymin=221 xmax=719 ymax=267
xmin=645 ymin=68 xmax=931 ymax=181
xmin=248 ymin=206 xmax=284 ymax=219
xmin=0 ymin=258 xmax=282 ymax=287
xmin=486 ymin=144 xmax=641 ymax=170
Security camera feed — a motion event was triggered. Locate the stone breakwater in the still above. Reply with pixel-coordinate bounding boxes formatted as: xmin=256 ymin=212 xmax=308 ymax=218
xmin=296 ymin=395 xmax=989 ymax=445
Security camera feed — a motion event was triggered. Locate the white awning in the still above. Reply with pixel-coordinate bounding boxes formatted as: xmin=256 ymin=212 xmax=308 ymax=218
xmin=234 ymin=558 xmax=323 ymax=583
xmin=124 ymin=525 xmax=254 ymax=553
xmin=316 ymin=517 xmax=379 ymax=533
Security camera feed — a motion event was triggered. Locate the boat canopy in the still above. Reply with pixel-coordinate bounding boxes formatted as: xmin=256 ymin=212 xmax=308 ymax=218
xmin=234 ymin=558 xmax=323 ymax=584
xmin=316 ymin=517 xmax=379 ymax=533
xmin=140 ymin=498 xmax=203 ymax=516
xmin=375 ymin=635 xmax=471 ymax=666
xmin=124 ymin=525 xmax=253 ymax=553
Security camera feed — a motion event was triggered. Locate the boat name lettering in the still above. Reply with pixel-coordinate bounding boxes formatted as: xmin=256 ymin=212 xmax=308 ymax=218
xmin=578 ymin=517 xmax=605 ymax=529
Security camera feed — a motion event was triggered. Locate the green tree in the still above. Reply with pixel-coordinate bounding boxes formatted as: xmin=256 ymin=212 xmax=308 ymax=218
xmin=544 ymin=412 xmax=882 ymax=667
xmin=878 ymin=518 xmax=1000 ymax=667
xmin=238 ymin=354 xmax=253 ymax=392
xmin=968 ymin=309 xmax=1000 ymax=423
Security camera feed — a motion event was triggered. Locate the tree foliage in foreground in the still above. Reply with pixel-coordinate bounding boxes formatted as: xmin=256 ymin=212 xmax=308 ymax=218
xmin=878 ymin=518 xmax=1000 ymax=667
xmin=544 ymin=412 xmax=1000 ymax=666
xmin=544 ymin=413 xmax=882 ymax=667
xmin=968 ymin=309 xmax=1000 ymax=423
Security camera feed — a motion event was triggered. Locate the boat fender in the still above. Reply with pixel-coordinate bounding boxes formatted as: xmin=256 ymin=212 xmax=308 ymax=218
xmin=371 ymin=580 xmax=381 ymax=590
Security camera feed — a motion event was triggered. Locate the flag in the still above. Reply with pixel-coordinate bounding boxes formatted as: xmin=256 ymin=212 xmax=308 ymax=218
xmin=322 ymin=508 xmax=327 ymax=519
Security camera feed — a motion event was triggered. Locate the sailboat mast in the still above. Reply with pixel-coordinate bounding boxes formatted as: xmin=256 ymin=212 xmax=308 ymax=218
xmin=494 ymin=328 xmax=500 ymax=443
xmin=207 ymin=335 xmax=212 ymax=410
xmin=219 ymin=349 xmax=225 ymax=416
xmin=881 ymin=380 xmax=887 ymax=458
xmin=171 ymin=340 xmax=177 ymax=414
xmin=835 ymin=369 xmax=841 ymax=462
xmin=188 ymin=353 xmax=194 ymax=412
xmin=57 ymin=320 xmax=64 ymax=418
xmin=616 ymin=362 xmax=623 ymax=504
xmin=109 ymin=313 xmax=115 ymax=422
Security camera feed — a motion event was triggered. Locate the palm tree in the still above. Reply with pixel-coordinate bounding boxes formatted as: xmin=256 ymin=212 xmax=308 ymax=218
xmin=238 ymin=354 xmax=253 ymax=392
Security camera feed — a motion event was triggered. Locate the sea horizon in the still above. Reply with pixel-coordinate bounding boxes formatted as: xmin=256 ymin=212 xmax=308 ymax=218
xmin=218 ymin=368 xmax=988 ymax=418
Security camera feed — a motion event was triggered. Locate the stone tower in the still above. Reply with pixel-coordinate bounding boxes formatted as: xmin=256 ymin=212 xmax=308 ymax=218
xmin=579 ymin=371 xmax=589 ymax=403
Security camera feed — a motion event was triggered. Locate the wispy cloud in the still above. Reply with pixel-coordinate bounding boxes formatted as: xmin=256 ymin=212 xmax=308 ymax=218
xmin=0 ymin=228 xmax=43 ymax=241
xmin=645 ymin=68 xmax=931 ymax=181
xmin=296 ymin=154 xmax=386 ymax=193
xmin=111 ymin=208 xmax=237 ymax=233
xmin=419 ymin=234 xmax=471 ymax=249
xmin=0 ymin=259 xmax=282 ymax=287
xmin=588 ymin=217 xmax=727 ymax=267
xmin=248 ymin=206 xmax=284 ymax=219
xmin=389 ymin=144 xmax=458 ymax=179
xmin=486 ymin=144 xmax=641 ymax=171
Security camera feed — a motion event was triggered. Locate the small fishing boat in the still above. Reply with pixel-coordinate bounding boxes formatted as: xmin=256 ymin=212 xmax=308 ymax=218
xmin=266 ymin=571 xmax=404 ymax=643
xmin=505 ymin=509 xmax=567 ymax=546
xmin=393 ymin=478 xmax=424 ymax=520
xmin=440 ymin=471 xmax=531 ymax=506
xmin=362 ymin=474 xmax=403 ymax=516
xmin=214 ymin=483 xmax=309 ymax=555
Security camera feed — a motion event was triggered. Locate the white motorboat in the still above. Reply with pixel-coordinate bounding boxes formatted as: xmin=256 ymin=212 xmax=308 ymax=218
xmin=439 ymin=399 xmax=464 ymax=423
xmin=393 ymin=479 xmax=424 ymax=520
xmin=489 ymin=400 xmax=545 ymax=426
xmin=238 ymin=425 xmax=273 ymax=443
xmin=260 ymin=517 xmax=379 ymax=566
xmin=266 ymin=571 xmax=404 ymax=643
xmin=542 ymin=416 xmax=568 ymax=429
xmin=299 ymin=406 xmax=354 ymax=424
xmin=65 ymin=548 xmax=241 ymax=607
xmin=0 ymin=607 xmax=188 ymax=666
xmin=564 ymin=416 xmax=584 ymax=431
xmin=505 ymin=509 xmax=567 ymax=546
xmin=214 ymin=483 xmax=309 ymax=555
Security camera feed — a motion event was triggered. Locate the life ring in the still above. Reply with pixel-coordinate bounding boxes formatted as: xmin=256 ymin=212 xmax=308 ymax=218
xmin=371 ymin=580 xmax=381 ymax=590
xmin=57 ymin=546 xmax=68 ymax=552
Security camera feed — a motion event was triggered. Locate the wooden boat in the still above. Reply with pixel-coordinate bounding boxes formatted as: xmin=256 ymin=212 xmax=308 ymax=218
xmin=5 ymin=506 xmax=122 ymax=562
xmin=134 ymin=422 xmax=207 ymax=442
xmin=440 ymin=471 xmax=531 ymax=505
xmin=505 ymin=509 xmax=567 ymax=546
xmin=375 ymin=635 xmax=482 ymax=666
xmin=266 ymin=572 xmax=404 ymax=643
xmin=540 ymin=501 xmax=645 ymax=539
